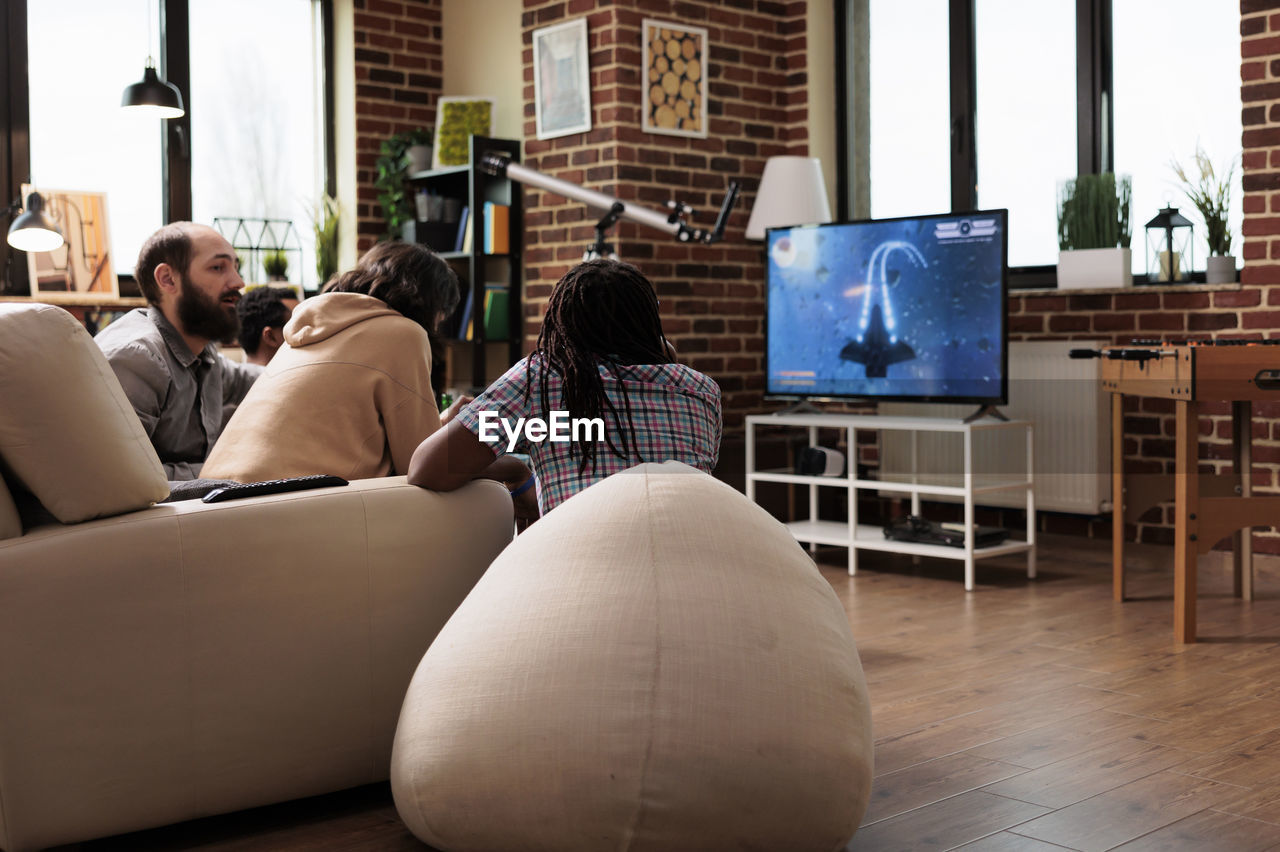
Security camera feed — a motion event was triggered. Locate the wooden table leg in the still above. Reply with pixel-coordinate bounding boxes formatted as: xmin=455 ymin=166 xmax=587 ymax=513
xmin=1112 ymin=393 xmax=1126 ymax=602
xmin=1174 ymin=398 xmax=1199 ymax=644
xmin=1232 ymin=400 xmax=1253 ymax=602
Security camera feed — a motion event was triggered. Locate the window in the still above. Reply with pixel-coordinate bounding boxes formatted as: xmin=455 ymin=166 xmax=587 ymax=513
xmin=868 ymin=0 xmax=951 ymax=220
xmin=974 ymin=0 xmax=1076 ymax=268
xmin=1113 ymin=0 xmax=1241 ymax=276
xmin=27 ymin=0 xmax=163 ymax=275
xmin=15 ymin=0 xmax=330 ymax=286
xmin=840 ymin=0 xmax=1243 ymax=282
xmin=189 ymin=0 xmax=326 ymax=288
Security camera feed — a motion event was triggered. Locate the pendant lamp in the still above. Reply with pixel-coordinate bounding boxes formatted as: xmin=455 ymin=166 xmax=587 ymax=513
xmin=121 ymin=60 xmax=185 ymax=118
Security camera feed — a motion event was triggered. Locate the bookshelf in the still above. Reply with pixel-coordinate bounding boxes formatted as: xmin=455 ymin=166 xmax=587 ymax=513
xmin=407 ymin=135 xmax=522 ymax=392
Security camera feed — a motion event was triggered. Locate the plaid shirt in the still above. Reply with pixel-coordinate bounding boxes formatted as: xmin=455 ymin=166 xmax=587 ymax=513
xmin=455 ymin=355 xmax=722 ymax=513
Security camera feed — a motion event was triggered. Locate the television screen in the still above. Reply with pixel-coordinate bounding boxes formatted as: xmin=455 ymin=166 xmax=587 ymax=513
xmin=765 ymin=209 xmax=1008 ymax=403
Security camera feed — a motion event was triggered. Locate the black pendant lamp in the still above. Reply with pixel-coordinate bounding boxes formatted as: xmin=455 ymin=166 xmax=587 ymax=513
xmin=6 ymin=192 xmax=64 ymax=253
xmin=121 ymin=58 xmax=185 ymax=118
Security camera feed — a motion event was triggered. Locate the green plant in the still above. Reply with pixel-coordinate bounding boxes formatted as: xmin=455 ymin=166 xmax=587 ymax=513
xmin=1172 ymin=145 xmax=1235 ymax=257
xmin=375 ymin=128 xmax=433 ymax=241
xmin=262 ymin=248 xmax=289 ymax=278
xmin=311 ymin=194 xmax=340 ymax=287
xmin=1057 ymin=173 xmax=1132 ymax=251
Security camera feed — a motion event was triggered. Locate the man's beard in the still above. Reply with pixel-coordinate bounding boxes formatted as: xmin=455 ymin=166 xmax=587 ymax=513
xmin=177 ymin=281 xmax=239 ymax=343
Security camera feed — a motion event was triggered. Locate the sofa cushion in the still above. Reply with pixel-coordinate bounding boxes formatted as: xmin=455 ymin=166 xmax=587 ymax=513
xmin=391 ymin=461 xmax=874 ymax=852
xmin=0 ymin=472 xmax=19 ymax=540
xmin=0 ymin=303 xmax=168 ymax=523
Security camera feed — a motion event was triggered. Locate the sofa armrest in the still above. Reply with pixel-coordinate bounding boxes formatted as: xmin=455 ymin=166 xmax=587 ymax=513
xmin=0 ymin=476 xmax=512 ymax=852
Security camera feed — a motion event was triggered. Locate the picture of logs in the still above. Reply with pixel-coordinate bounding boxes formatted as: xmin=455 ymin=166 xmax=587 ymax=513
xmin=643 ymin=20 xmax=708 ymax=138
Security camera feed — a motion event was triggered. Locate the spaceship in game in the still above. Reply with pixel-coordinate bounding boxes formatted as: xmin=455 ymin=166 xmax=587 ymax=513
xmin=839 ymin=240 xmax=923 ymax=378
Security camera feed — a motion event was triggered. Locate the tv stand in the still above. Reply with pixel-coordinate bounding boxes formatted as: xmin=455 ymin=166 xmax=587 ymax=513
xmin=745 ymin=412 xmax=1035 ymax=590
xmin=963 ymin=405 xmax=1008 ymax=423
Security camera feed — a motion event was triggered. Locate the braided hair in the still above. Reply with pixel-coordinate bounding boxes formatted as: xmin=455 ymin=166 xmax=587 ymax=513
xmin=527 ymin=259 xmax=674 ymax=477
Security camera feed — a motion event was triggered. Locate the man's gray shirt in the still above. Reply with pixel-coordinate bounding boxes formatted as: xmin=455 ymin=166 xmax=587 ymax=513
xmin=95 ymin=306 xmax=262 ymax=480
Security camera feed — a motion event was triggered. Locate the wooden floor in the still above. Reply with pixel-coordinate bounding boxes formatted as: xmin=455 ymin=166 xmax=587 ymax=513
xmin=58 ymin=533 xmax=1280 ymax=852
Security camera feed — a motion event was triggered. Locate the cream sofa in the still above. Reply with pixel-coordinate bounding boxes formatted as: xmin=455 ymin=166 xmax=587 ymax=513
xmin=0 ymin=302 xmax=513 ymax=852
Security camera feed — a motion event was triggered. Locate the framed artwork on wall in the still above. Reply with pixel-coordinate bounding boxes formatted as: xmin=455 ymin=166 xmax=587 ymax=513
xmin=642 ymin=19 xmax=708 ymax=139
xmin=533 ymin=17 xmax=592 ymax=140
xmin=433 ymin=96 xmax=495 ymax=168
xmin=21 ymin=185 xmax=118 ymax=301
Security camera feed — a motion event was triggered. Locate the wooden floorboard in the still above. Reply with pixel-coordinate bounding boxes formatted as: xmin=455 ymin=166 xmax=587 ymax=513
xmin=52 ymin=533 xmax=1280 ymax=851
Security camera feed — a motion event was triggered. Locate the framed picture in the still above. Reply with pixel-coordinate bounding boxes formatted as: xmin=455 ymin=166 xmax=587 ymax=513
xmin=21 ymin=185 xmax=118 ymax=301
xmin=642 ymin=19 xmax=708 ymax=139
xmin=433 ymin=96 xmax=495 ymax=168
xmin=533 ymin=17 xmax=592 ymax=140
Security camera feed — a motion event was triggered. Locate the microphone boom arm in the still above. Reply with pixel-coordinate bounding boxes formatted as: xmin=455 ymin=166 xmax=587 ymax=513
xmin=482 ymin=154 xmax=739 ymax=256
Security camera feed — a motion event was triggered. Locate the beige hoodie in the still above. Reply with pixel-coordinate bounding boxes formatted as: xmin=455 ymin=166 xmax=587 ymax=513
xmin=203 ymin=292 xmax=441 ymax=483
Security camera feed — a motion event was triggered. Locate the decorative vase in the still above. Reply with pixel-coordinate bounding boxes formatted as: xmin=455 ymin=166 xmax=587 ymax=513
xmin=1206 ymin=255 xmax=1237 ymax=285
xmin=1056 ymin=247 xmax=1133 ymax=290
xmin=408 ymin=144 xmax=433 ymax=173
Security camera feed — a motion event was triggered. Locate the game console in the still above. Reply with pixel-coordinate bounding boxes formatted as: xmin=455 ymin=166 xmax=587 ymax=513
xmin=883 ymin=515 xmax=1008 ymax=548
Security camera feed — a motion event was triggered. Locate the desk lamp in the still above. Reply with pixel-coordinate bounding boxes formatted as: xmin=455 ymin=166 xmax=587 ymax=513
xmin=6 ymin=192 xmax=64 ymax=252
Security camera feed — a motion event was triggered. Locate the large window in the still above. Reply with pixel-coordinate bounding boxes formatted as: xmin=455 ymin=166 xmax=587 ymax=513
xmin=1113 ymin=0 xmax=1241 ymax=277
xmin=20 ymin=0 xmax=328 ymax=285
xmin=868 ymin=0 xmax=951 ymax=220
xmin=27 ymin=0 xmax=163 ymax=275
xmin=842 ymin=0 xmax=1242 ymax=281
xmin=974 ymin=0 xmax=1076 ymax=269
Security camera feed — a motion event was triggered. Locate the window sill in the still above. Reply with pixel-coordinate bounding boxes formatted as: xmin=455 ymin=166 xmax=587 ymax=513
xmin=1011 ymin=281 xmax=1242 ymax=296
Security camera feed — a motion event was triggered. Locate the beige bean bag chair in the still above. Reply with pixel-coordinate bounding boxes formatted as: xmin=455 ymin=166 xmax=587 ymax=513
xmin=391 ymin=461 xmax=873 ymax=851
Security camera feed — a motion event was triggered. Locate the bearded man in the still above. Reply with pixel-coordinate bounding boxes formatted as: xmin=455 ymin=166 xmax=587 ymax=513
xmin=95 ymin=222 xmax=263 ymax=480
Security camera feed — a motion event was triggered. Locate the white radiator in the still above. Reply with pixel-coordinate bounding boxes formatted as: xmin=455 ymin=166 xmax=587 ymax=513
xmin=879 ymin=340 xmax=1110 ymax=515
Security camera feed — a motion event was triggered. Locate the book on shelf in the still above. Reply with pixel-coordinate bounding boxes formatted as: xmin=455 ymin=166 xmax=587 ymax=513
xmin=482 ymin=286 xmax=510 ymax=341
xmin=483 ymin=202 xmax=510 ymax=254
xmin=453 ymin=206 xmax=470 ymax=253
xmin=455 ymin=286 xmax=475 ymax=341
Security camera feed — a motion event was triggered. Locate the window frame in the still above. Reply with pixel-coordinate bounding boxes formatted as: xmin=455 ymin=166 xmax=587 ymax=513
xmin=1 ymin=0 xmax=336 ymax=293
xmin=836 ymin=0 xmax=1116 ymax=288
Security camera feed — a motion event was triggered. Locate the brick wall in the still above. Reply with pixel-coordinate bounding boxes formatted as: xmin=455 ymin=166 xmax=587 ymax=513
xmin=352 ymin=0 xmax=445 ymax=252
xmin=518 ymin=0 xmax=811 ymax=432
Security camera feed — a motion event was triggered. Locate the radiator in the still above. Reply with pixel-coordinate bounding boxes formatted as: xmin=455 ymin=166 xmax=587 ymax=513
xmin=879 ymin=340 xmax=1110 ymax=515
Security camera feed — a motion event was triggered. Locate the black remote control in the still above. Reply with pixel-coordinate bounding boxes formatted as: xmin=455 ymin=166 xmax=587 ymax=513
xmin=202 ymin=474 xmax=349 ymax=503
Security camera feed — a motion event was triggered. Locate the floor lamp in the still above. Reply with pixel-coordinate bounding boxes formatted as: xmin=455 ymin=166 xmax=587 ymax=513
xmin=744 ymin=156 xmax=833 ymax=240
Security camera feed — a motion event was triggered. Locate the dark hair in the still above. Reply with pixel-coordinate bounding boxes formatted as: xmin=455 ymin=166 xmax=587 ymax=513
xmin=135 ymin=222 xmax=197 ymax=304
xmin=237 ymin=285 xmax=297 ymax=354
xmin=323 ymin=241 xmax=459 ymax=333
xmin=528 ymin=258 xmax=673 ymax=476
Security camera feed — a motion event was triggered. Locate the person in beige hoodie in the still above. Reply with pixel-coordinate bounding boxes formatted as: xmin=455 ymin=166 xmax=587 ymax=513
xmin=202 ymin=241 xmax=461 ymax=483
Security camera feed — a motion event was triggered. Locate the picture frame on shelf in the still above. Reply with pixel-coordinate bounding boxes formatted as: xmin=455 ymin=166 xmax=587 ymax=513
xmin=533 ymin=17 xmax=592 ymax=141
xmin=433 ymin=96 xmax=495 ymax=169
xmin=21 ymin=185 xmax=118 ymax=301
xmin=642 ymin=18 xmax=708 ymax=139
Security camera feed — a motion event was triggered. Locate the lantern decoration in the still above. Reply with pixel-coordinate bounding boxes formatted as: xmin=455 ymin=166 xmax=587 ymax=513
xmin=1144 ymin=206 xmax=1194 ymax=283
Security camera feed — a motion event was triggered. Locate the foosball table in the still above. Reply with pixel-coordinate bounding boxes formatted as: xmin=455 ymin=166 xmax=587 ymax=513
xmin=1083 ymin=340 xmax=1280 ymax=643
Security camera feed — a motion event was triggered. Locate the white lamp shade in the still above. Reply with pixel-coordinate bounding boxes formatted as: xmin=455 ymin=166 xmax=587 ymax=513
xmin=744 ymin=156 xmax=833 ymax=240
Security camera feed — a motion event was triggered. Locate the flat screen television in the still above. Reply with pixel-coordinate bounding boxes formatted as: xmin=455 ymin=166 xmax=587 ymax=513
xmin=765 ymin=209 xmax=1008 ymax=405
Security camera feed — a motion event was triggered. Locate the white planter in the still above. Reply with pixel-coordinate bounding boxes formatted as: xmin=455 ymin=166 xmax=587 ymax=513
xmin=1206 ymin=255 xmax=1237 ymax=285
xmin=1057 ymin=247 xmax=1132 ymax=290
xmin=408 ymin=144 xmax=433 ymax=173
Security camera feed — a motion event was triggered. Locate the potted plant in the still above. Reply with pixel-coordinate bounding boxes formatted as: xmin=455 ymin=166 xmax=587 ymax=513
xmin=406 ymin=128 xmax=433 ymax=173
xmin=375 ymin=129 xmax=433 ymax=242
xmin=262 ymin=248 xmax=289 ymax=281
xmin=1056 ymin=172 xmax=1133 ymax=289
xmin=312 ymin=194 xmax=340 ymax=289
xmin=1172 ymin=146 xmax=1236 ymax=285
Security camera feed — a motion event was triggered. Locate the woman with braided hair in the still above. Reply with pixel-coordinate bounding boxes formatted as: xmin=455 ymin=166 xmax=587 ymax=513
xmin=409 ymin=258 xmax=721 ymax=528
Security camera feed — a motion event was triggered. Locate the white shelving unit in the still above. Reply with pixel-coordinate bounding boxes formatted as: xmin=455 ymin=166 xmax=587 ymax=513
xmin=745 ymin=413 xmax=1036 ymax=590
